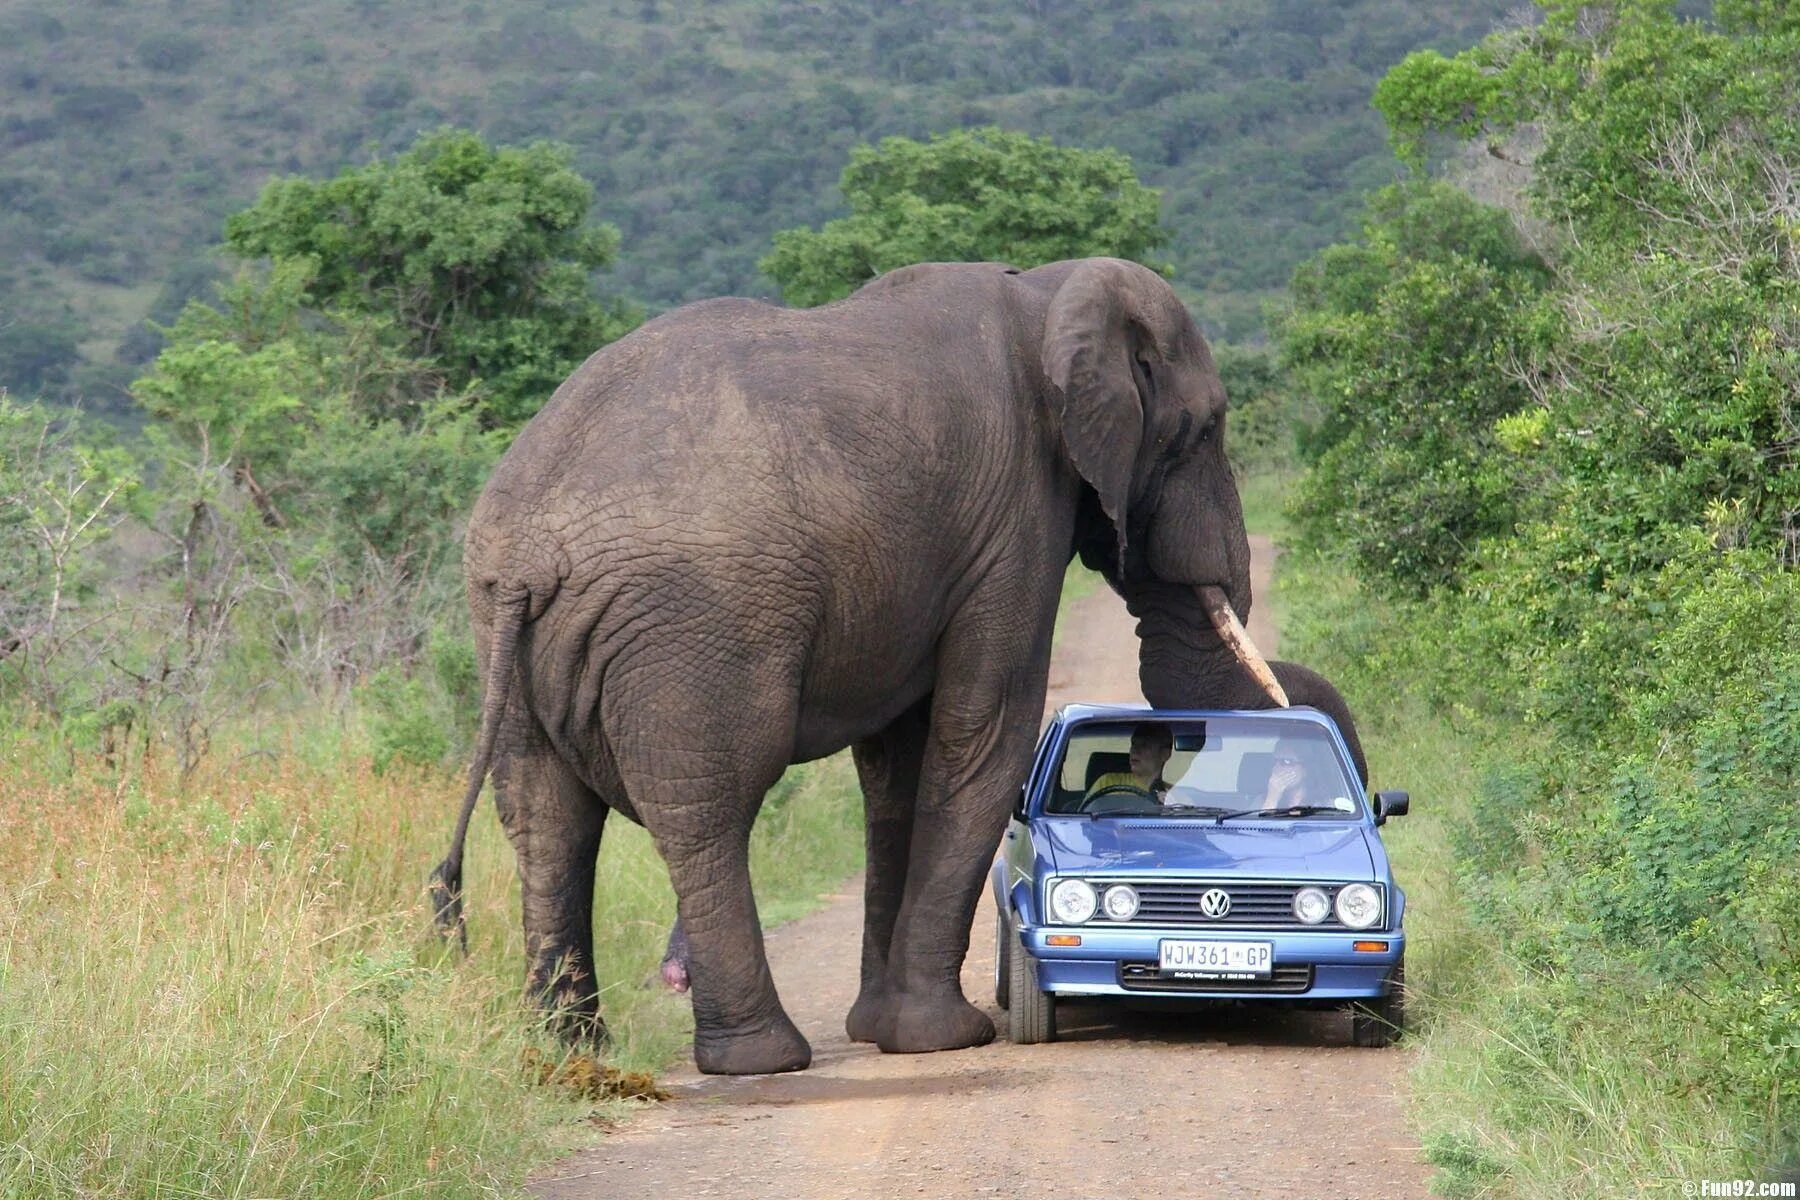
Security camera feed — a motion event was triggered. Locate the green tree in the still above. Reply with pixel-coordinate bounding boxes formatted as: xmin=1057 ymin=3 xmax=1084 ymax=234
xmin=760 ymin=127 xmax=1167 ymax=306
xmin=0 ymin=396 xmax=138 ymax=714
xmin=222 ymin=128 xmax=637 ymax=428
xmin=133 ymin=262 xmax=502 ymax=567
xmin=1276 ymin=181 xmax=1547 ymax=593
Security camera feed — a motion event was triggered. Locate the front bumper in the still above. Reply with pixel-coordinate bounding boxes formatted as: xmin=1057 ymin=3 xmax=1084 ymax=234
xmin=1020 ymin=925 xmax=1403 ymax=1000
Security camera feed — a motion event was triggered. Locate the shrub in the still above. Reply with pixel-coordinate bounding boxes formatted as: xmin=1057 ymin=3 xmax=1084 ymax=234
xmin=137 ymin=32 xmax=206 ymax=73
xmin=52 ymin=84 xmax=145 ymax=123
xmin=360 ymin=667 xmax=451 ymax=774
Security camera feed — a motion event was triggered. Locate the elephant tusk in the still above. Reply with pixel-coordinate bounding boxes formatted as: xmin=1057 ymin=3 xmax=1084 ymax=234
xmin=1195 ymin=586 xmax=1290 ymax=708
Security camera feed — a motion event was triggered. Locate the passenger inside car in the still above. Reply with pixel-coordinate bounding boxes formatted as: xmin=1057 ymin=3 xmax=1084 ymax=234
xmin=1081 ymin=722 xmax=1174 ymax=802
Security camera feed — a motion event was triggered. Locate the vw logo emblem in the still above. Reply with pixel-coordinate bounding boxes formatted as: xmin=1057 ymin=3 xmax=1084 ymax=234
xmin=1198 ymin=888 xmax=1232 ymax=919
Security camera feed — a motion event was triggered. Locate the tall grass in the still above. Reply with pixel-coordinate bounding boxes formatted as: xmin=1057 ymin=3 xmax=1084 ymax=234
xmin=0 ymin=721 xmax=861 ymax=1197
xmin=1271 ymin=544 xmax=1797 ymax=1197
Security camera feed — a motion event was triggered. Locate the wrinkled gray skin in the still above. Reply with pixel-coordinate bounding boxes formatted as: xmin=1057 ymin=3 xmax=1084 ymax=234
xmin=658 ymin=660 xmax=1371 ymax=994
xmin=432 ymin=258 xmax=1264 ymax=1075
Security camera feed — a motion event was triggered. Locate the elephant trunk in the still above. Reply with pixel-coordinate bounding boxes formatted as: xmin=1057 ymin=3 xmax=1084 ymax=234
xmin=1194 ymin=586 xmax=1288 ymax=707
xmin=1126 ymin=581 xmax=1270 ymax=711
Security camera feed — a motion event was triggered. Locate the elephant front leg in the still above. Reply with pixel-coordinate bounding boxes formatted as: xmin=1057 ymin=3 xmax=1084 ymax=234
xmin=873 ymin=661 xmax=1044 ymax=1054
xmin=496 ymin=745 xmax=610 ymax=1045
xmin=844 ymin=698 xmax=928 ymax=1043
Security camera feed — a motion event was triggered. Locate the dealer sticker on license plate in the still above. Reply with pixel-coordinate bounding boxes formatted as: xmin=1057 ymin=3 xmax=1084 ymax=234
xmin=1158 ymin=939 xmax=1274 ymax=979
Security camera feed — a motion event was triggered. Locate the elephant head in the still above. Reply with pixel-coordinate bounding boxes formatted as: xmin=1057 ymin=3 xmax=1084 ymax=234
xmin=1034 ymin=258 xmax=1286 ymax=708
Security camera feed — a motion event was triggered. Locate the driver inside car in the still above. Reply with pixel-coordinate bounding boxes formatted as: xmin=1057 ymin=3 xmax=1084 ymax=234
xmin=1084 ymin=722 xmax=1174 ymax=802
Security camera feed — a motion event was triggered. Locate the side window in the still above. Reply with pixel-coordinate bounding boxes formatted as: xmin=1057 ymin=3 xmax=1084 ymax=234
xmin=1056 ymin=733 xmax=1129 ymax=802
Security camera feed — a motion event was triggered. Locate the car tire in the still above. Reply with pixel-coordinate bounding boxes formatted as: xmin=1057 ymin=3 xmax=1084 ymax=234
xmin=994 ymin=904 xmax=1012 ymax=1011
xmin=1351 ymin=955 xmax=1405 ymax=1048
xmin=1006 ymin=917 xmax=1056 ymax=1044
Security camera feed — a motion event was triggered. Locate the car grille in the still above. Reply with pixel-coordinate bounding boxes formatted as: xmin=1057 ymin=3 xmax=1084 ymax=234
xmin=1118 ymin=962 xmax=1314 ymax=993
xmin=1088 ymin=880 xmax=1375 ymax=930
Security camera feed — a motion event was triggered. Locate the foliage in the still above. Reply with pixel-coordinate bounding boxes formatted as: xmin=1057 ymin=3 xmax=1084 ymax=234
xmin=0 ymin=314 xmax=81 ymax=395
xmin=222 ymin=129 xmax=638 ymax=429
xmin=761 ymin=127 xmax=1165 ymax=306
xmin=0 ymin=396 xmax=138 ymax=715
xmin=1214 ymin=343 xmax=1293 ymax=476
xmin=362 ymin=667 xmax=452 ymax=774
xmin=1276 ymin=2 xmax=1800 ymax=1189
xmin=0 ymin=0 xmax=1521 ymax=395
xmin=1276 ymin=181 xmax=1548 ymax=592
xmin=133 ymin=258 xmax=506 ymax=565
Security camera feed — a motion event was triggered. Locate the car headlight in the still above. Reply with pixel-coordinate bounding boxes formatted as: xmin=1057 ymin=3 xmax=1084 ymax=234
xmin=1292 ymin=885 xmax=1330 ymax=925
xmin=1049 ymin=879 xmax=1098 ymax=925
xmin=1334 ymin=882 xmax=1382 ymax=930
xmin=1101 ymin=884 xmax=1139 ymax=922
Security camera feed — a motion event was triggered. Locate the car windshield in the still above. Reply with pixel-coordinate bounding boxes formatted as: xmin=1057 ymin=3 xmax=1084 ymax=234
xmin=1043 ymin=717 xmax=1362 ymax=819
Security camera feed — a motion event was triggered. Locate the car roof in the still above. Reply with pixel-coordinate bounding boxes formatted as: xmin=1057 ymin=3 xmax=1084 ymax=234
xmin=1051 ymin=702 xmax=1343 ymax=733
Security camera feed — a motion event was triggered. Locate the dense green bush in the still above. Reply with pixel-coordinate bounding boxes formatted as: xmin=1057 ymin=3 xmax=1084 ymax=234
xmin=1277 ymin=2 xmax=1800 ymax=1190
xmin=1276 ymin=181 xmax=1548 ymax=592
xmin=223 ymin=129 xmax=638 ymax=429
xmin=761 ymin=127 xmax=1166 ymax=306
xmin=0 ymin=315 xmax=80 ymax=394
xmin=136 ymin=32 xmax=206 ymax=72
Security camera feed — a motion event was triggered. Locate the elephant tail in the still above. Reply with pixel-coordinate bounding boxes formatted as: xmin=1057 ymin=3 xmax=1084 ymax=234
xmin=429 ymin=587 xmax=529 ymax=952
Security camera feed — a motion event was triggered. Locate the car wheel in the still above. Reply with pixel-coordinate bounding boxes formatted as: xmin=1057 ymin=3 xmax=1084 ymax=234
xmin=994 ymin=903 xmax=1012 ymax=1011
xmin=1006 ymin=917 xmax=1056 ymax=1044
xmin=1351 ymin=955 xmax=1405 ymax=1048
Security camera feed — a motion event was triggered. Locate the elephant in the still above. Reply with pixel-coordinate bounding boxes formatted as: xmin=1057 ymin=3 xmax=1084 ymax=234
xmin=429 ymin=257 xmax=1288 ymax=1076
xmin=656 ymin=658 xmax=1372 ymax=994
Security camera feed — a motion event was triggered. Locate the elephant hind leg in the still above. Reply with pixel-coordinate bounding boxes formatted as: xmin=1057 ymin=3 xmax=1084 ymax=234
xmin=493 ymin=723 xmax=610 ymax=1045
xmin=844 ymin=697 xmax=929 ymax=1043
xmin=606 ymin=689 xmax=811 ymax=1076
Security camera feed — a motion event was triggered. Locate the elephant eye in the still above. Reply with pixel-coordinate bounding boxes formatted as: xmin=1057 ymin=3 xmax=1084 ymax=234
xmin=1196 ymin=416 xmax=1219 ymax=444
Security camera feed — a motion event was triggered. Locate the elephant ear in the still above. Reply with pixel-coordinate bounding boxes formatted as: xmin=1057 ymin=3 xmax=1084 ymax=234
xmin=1041 ymin=259 xmax=1151 ymax=563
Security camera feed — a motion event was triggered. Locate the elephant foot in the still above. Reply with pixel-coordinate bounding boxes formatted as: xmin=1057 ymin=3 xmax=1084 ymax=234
xmin=693 ymin=1012 xmax=812 ymax=1075
xmin=844 ymin=986 xmax=885 ymax=1043
xmin=547 ymin=1007 xmax=610 ymax=1048
xmin=873 ymin=991 xmax=995 ymax=1054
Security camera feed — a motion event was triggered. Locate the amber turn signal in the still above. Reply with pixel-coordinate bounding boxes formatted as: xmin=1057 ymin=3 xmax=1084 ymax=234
xmin=1045 ymin=934 xmax=1082 ymax=947
xmin=1352 ymin=940 xmax=1390 ymax=953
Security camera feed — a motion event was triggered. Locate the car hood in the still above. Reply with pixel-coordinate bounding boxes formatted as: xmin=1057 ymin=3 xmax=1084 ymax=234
xmin=1035 ymin=818 xmax=1376 ymax=881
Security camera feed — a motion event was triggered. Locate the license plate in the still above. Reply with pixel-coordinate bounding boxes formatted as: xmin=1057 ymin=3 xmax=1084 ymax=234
xmin=1158 ymin=939 xmax=1274 ymax=979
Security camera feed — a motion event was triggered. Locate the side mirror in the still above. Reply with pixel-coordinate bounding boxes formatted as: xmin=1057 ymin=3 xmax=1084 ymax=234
xmin=1374 ymin=790 xmax=1410 ymax=825
xmin=1012 ymin=786 xmax=1029 ymax=823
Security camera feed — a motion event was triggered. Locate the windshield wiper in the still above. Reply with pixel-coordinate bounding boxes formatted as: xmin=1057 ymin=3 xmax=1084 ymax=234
xmin=1152 ymin=805 xmax=1236 ymax=819
xmin=1216 ymin=804 xmax=1351 ymax=823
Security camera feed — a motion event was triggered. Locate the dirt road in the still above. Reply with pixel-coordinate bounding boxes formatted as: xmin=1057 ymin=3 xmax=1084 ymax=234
xmin=534 ymin=536 xmax=1429 ymax=1200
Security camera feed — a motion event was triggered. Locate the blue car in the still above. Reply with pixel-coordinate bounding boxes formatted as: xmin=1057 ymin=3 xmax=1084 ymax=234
xmin=991 ymin=704 xmax=1410 ymax=1047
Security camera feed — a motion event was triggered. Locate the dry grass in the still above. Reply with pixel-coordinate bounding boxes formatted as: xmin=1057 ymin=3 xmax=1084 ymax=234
xmin=0 ymin=724 xmax=861 ymax=1197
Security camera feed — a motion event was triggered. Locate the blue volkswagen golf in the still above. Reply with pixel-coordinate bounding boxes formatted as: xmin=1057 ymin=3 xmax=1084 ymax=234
xmin=991 ymin=704 xmax=1410 ymax=1047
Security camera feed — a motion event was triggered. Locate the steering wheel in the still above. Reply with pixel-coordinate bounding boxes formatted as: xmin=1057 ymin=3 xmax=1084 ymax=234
xmin=1081 ymin=782 xmax=1158 ymax=815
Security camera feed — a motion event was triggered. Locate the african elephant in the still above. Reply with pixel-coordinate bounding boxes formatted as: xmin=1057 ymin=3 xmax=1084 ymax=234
xmin=430 ymin=257 xmax=1286 ymax=1075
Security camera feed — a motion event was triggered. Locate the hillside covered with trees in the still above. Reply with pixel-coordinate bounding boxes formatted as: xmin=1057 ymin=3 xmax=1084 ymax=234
xmin=0 ymin=0 xmax=1515 ymax=407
